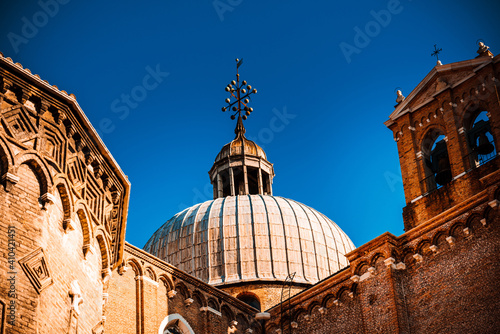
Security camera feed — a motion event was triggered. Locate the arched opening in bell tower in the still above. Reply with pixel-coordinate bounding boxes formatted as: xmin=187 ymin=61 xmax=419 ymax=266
xmin=422 ymin=128 xmax=452 ymax=193
xmin=465 ymin=110 xmax=496 ymax=168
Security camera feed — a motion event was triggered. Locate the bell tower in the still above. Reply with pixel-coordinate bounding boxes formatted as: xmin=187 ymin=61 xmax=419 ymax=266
xmin=209 ymin=59 xmax=274 ymax=199
xmin=385 ymin=43 xmax=500 ymax=230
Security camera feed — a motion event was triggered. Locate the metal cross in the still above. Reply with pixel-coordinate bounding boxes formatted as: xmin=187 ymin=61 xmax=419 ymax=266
xmin=431 ymin=44 xmax=442 ymax=61
xmin=221 ymin=58 xmax=257 ymax=121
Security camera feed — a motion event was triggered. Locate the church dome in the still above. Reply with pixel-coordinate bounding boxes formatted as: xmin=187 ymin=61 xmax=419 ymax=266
xmin=143 ymin=195 xmax=355 ymax=286
xmin=214 ymin=135 xmax=267 ymax=163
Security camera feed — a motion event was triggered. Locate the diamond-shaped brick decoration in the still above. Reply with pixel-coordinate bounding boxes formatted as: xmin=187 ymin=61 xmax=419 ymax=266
xmin=18 ymin=248 xmax=53 ymax=294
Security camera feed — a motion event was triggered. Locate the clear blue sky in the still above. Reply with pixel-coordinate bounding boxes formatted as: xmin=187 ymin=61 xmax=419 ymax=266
xmin=1 ymin=0 xmax=499 ymax=248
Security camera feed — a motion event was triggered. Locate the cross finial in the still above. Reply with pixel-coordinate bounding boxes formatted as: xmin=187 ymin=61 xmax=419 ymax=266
xmin=431 ymin=44 xmax=443 ymax=65
xmin=221 ymin=58 xmax=258 ymax=136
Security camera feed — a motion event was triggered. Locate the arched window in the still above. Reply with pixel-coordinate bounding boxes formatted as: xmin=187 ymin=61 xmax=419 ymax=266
xmin=159 ymin=314 xmax=195 ymax=334
xmin=237 ymin=292 xmax=261 ymax=311
xmin=422 ymin=129 xmax=452 ymax=193
xmin=466 ymin=111 xmax=496 ymax=168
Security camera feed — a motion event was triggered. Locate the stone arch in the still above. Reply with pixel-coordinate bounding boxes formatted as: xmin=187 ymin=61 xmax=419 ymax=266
xmin=144 ymin=266 xmax=157 ymax=281
xmin=221 ymin=304 xmax=235 ymax=321
xmin=466 ymin=213 xmax=483 ymax=232
xmin=53 ymin=176 xmax=73 ymax=220
xmin=126 ymin=258 xmax=143 ymax=277
xmin=370 ymin=253 xmax=385 ymax=269
xmin=159 ymin=274 xmax=175 ymax=292
xmin=192 ymin=290 xmax=207 ymax=307
xmin=95 ymin=228 xmax=111 ymax=273
xmin=307 ymin=301 xmax=321 ymax=315
xmin=236 ymin=291 xmax=261 ymax=311
xmin=175 ymin=282 xmax=191 ymax=299
xmin=432 ymin=230 xmax=448 ymax=248
xmin=461 ymin=100 xmax=489 ymax=128
xmin=449 ymin=221 xmax=467 ymax=240
xmin=401 ymin=247 xmax=415 ymax=267
xmin=416 ymin=239 xmax=432 ymax=256
xmin=207 ymin=297 xmax=220 ymax=311
xmin=0 ymin=134 xmax=14 ymax=176
xmin=292 ymin=307 xmax=307 ymax=323
xmin=322 ymin=293 xmax=336 ymax=308
xmin=15 ymin=151 xmax=53 ymax=196
xmin=158 ymin=313 xmax=195 ymax=334
xmin=419 ymin=126 xmax=447 ymax=153
xmin=355 ymin=261 xmax=369 ymax=276
xmin=419 ymin=126 xmax=451 ymax=190
xmin=76 ymin=203 xmax=92 ymax=257
xmin=337 ymin=286 xmax=352 ymax=302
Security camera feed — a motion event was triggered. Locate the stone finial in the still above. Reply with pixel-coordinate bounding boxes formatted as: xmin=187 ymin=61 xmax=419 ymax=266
xmin=477 ymin=41 xmax=493 ymax=58
xmin=396 ymin=90 xmax=405 ymax=104
xmin=69 ymin=280 xmax=84 ymax=315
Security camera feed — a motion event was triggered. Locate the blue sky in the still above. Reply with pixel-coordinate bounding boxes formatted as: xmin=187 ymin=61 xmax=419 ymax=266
xmin=1 ymin=0 xmax=499 ymax=248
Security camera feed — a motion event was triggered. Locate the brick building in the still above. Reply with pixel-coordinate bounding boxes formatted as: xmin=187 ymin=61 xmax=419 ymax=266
xmin=0 ymin=42 xmax=499 ymax=334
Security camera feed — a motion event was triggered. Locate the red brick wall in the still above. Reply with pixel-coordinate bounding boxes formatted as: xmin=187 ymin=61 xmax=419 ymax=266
xmin=105 ymin=245 xmax=261 ymax=334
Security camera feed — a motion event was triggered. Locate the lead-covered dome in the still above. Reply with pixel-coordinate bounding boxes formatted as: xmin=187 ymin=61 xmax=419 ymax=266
xmin=144 ymin=195 xmax=355 ymax=286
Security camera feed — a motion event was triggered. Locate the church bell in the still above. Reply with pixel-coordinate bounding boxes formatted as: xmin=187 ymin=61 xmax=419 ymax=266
xmin=476 ymin=132 xmax=494 ymax=155
xmin=468 ymin=119 xmax=494 ymax=155
xmin=431 ymin=140 xmax=452 ymax=186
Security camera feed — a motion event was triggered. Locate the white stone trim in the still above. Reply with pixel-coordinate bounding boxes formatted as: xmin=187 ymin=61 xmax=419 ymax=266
xmin=488 ymin=200 xmax=499 ymax=208
xmin=200 ymin=306 xmax=221 ymax=317
xmin=395 ymin=262 xmax=406 ymax=270
xmin=158 ymin=314 xmax=195 ymax=334
xmin=446 ymin=236 xmax=455 ymax=246
xmin=384 ymin=257 xmax=395 ymax=267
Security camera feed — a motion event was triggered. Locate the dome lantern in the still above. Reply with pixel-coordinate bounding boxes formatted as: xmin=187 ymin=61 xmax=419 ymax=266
xmin=209 ymin=59 xmax=274 ymax=199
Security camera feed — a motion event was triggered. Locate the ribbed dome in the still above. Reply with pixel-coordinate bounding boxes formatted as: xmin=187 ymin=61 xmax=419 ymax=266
xmin=144 ymin=195 xmax=355 ymax=286
xmin=214 ymin=135 xmax=266 ymax=163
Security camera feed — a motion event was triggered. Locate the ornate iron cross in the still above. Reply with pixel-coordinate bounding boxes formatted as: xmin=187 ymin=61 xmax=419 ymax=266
xmin=431 ymin=44 xmax=442 ymax=62
xmin=221 ymin=58 xmax=257 ymax=121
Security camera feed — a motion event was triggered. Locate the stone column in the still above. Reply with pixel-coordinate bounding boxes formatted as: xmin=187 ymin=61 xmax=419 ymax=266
xmin=217 ymin=174 xmax=223 ymax=198
xmin=243 ymin=165 xmax=249 ymax=195
xmin=229 ymin=168 xmax=235 ymax=196
xmin=267 ymin=174 xmax=273 ymax=195
xmin=258 ymin=168 xmax=263 ymax=195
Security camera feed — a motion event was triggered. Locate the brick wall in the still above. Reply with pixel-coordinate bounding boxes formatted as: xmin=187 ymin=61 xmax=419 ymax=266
xmin=105 ymin=244 xmax=261 ymax=334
